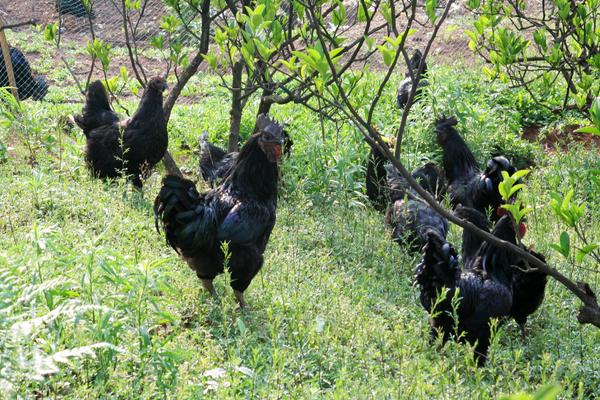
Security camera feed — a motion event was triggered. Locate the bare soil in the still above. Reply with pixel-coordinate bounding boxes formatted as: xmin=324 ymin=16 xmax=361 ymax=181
xmin=521 ymin=124 xmax=600 ymax=153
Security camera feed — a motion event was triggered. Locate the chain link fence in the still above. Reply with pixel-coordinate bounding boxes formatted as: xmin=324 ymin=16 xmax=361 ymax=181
xmin=0 ymin=0 xmax=178 ymax=102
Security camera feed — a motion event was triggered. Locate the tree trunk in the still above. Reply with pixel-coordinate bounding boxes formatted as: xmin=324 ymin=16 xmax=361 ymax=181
xmin=161 ymin=0 xmax=211 ymax=175
xmin=257 ymin=87 xmax=274 ymax=116
xmin=228 ymin=60 xmax=244 ymax=152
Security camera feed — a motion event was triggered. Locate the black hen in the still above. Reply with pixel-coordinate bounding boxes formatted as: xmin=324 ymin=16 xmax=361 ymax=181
xmin=55 ymin=0 xmax=95 ymax=18
xmin=397 ymin=50 xmax=428 ymax=109
xmin=436 ymin=116 xmax=516 ymax=218
xmin=199 ymin=129 xmax=292 ymax=187
xmin=453 ymin=205 xmax=490 ymax=270
xmin=510 ymin=249 xmax=547 ymax=335
xmin=0 ymin=47 xmax=48 ymax=101
xmin=73 ymin=80 xmax=119 ymax=136
xmin=75 ymin=76 xmax=168 ymax=188
xmin=365 ymin=137 xmax=395 ymax=212
xmin=414 ymin=215 xmax=518 ymax=364
xmin=198 ymin=133 xmax=239 ymax=188
xmin=385 ymin=163 xmax=448 ymax=251
xmin=155 ymin=114 xmax=285 ymax=308
xmin=454 ymin=205 xmax=546 ymax=334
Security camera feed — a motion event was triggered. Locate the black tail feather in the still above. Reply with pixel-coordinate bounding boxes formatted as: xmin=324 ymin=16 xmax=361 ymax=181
xmin=154 ymin=175 xmax=217 ymax=256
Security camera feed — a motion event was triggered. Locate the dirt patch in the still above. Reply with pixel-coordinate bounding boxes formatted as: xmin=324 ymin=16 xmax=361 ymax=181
xmin=521 ymin=124 xmax=600 ymax=153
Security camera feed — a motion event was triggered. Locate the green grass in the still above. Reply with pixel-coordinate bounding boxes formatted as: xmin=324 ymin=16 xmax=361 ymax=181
xmin=1 ymin=41 xmax=599 ymax=398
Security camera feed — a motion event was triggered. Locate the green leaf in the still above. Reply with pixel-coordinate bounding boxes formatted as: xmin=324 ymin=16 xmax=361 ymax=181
xmin=119 ymin=66 xmax=129 ymax=82
xmin=426 ymin=0 xmax=438 ymax=22
xmin=377 ymin=45 xmax=395 ymax=67
xmin=576 ymin=244 xmax=599 ymax=263
xmin=332 ymin=1 xmax=346 ymax=26
xmin=574 ymin=126 xmax=600 ymax=136
xmin=560 ymin=231 xmax=570 ymax=257
xmin=512 ymin=169 xmax=530 ymax=180
xmin=381 ymin=3 xmax=393 ymax=25
xmin=357 ymin=1 xmax=370 ymax=22
xmin=466 ymin=0 xmax=480 ymax=10
xmin=509 ymin=183 xmax=525 ymax=197
xmin=44 ymin=23 xmax=57 ymax=42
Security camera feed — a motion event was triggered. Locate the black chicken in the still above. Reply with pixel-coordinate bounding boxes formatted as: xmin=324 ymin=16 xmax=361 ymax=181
xmin=198 ymin=133 xmax=240 ymax=188
xmin=365 ymin=137 xmax=395 ymax=212
xmin=397 ymin=49 xmax=428 ymax=109
xmin=414 ymin=215 xmax=519 ymax=364
xmin=154 ymin=114 xmax=285 ymax=308
xmin=453 ymin=205 xmax=490 ymax=270
xmin=55 ymin=0 xmax=95 ymax=18
xmin=385 ymin=162 xmax=448 ymax=251
xmin=73 ymin=80 xmax=119 ymax=136
xmin=75 ymin=76 xmax=168 ymax=188
xmin=198 ymin=128 xmax=292 ymax=187
xmin=510 ymin=249 xmax=548 ymax=335
xmin=0 ymin=47 xmax=48 ymax=101
xmin=454 ymin=205 xmax=546 ymax=335
xmin=436 ymin=116 xmax=516 ymax=218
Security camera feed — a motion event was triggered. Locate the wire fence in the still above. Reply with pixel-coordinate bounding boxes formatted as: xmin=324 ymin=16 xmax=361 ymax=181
xmin=0 ymin=0 xmax=177 ymax=102
xmin=0 ymin=0 xmax=475 ymax=105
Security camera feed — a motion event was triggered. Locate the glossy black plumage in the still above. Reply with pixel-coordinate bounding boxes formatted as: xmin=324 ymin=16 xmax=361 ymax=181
xmin=76 ymin=77 xmax=168 ymax=187
xmin=454 ymin=206 xmax=547 ymax=333
xmin=155 ymin=115 xmax=284 ymax=303
xmin=397 ymin=50 xmax=428 ymax=109
xmin=74 ymin=80 xmax=119 ymax=136
xmin=453 ymin=205 xmax=490 ymax=270
xmin=198 ymin=134 xmax=237 ymax=188
xmin=365 ymin=144 xmax=390 ymax=211
xmin=385 ymin=163 xmax=448 ymax=251
xmin=510 ymin=249 xmax=548 ymax=332
xmin=436 ymin=116 xmax=516 ymax=218
xmin=414 ymin=215 xmax=518 ymax=364
xmin=0 ymin=47 xmax=48 ymax=101
xmin=199 ymin=129 xmax=292 ymax=188
xmin=365 ymin=138 xmax=397 ymax=212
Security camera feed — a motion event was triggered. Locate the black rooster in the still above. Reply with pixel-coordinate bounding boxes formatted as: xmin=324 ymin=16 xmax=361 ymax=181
xmin=365 ymin=137 xmax=395 ymax=212
xmin=0 ymin=47 xmax=48 ymax=101
xmin=75 ymin=76 xmax=168 ymax=188
xmin=385 ymin=162 xmax=448 ymax=251
xmin=436 ymin=116 xmax=516 ymax=218
xmin=154 ymin=114 xmax=285 ymax=308
xmin=198 ymin=128 xmax=292 ymax=187
xmin=414 ymin=215 xmax=519 ymax=364
xmin=397 ymin=49 xmax=428 ymax=109
xmin=55 ymin=0 xmax=95 ymax=18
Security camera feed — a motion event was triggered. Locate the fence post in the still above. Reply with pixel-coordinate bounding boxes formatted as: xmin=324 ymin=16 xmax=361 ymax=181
xmin=0 ymin=16 xmax=20 ymax=101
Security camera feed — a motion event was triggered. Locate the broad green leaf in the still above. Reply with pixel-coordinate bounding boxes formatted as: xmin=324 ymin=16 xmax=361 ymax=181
xmin=576 ymin=244 xmax=599 ymax=263
xmin=574 ymin=126 xmax=600 ymax=136
xmin=426 ymin=0 xmax=438 ymax=22
xmin=560 ymin=231 xmax=570 ymax=257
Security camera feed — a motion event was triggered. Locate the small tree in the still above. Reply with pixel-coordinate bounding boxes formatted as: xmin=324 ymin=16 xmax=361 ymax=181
xmin=466 ymin=0 xmax=600 ymax=114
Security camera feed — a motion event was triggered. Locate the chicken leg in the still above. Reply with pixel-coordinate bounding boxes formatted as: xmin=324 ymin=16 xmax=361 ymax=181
xmin=234 ymin=290 xmax=247 ymax=309
xmin=201 ymin=279 xmax=218 ymax=298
